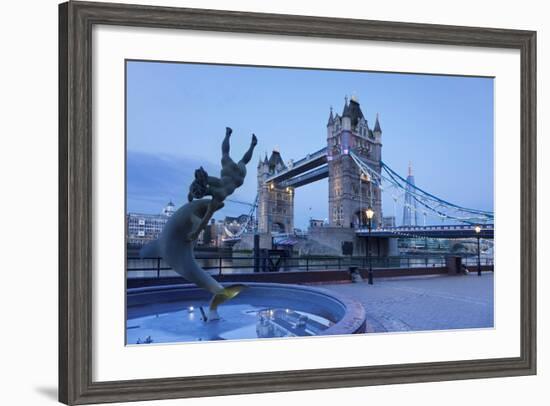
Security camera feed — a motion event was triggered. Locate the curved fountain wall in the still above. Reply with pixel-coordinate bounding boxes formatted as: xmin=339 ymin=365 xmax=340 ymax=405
xmin=127 ymin=283 xmax=366 ymax=335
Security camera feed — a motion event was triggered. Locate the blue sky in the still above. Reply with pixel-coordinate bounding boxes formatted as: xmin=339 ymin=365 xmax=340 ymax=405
xmin=126 ymin=61 xmax=493 ymax=229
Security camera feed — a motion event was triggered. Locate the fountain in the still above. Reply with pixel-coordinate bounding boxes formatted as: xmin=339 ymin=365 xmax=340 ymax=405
xmin=127 ymin=283 xmax=366 ymax=343
xmin=128 ymin=128 xmax=366 ymax=344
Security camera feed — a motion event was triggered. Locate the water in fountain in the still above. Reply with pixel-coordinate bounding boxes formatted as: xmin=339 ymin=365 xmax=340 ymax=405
xmin=127 ymin=301 xmax=334 ymax=344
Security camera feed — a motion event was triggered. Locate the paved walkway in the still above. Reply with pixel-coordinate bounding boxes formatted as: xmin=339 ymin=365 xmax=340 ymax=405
xmin=320 ymin=273 xmax=494 ymax=333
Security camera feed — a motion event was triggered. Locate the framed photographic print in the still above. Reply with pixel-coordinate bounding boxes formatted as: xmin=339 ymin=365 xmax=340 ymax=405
xmin=59 ymin=1 xmax=536 ymax=404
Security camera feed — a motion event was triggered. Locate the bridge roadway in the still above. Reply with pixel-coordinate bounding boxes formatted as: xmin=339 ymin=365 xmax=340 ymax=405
xmin=356 ymin=224 xmax=494 ymax=239
xmin=265 ymin=147 xmax=328 ymax=188
xmin=279 ymin=165 xmax=329 ymax=188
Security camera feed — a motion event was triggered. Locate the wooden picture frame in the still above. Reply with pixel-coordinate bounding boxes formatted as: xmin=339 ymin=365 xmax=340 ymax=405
xmin=59 ymin=1 xmax=536 ymax=404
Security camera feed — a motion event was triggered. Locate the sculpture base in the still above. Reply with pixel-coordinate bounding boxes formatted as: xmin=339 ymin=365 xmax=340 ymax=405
xmin=207 ymin=309 xmax=221 ymax=321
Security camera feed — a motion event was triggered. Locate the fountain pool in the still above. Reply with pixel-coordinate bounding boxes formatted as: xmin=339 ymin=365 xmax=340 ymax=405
xmin=127 ymin=283 xmax=366 ymax=344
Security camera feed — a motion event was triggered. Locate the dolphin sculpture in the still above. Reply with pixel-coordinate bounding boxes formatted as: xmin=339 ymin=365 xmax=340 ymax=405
xmin=140 ymin=127 xmax=257 ymax=321
xmin=139 ymin=198 xmax=245 ymax=320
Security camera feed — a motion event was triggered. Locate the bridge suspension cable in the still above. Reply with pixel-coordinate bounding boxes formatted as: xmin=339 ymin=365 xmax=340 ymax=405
xmin=348 ymin=151 xmax=493 ymax=226
xmin=382 ymin=163 xmax=493 ymax=216
xmin=223 ymin=194 xmax=259 ymax=239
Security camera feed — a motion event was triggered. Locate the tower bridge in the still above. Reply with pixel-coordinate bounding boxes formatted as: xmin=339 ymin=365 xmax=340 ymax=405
xmin=258 ymin=96 xmax=384 ymax=235
xmin=247 ymin=95 xmax=493 ymax=255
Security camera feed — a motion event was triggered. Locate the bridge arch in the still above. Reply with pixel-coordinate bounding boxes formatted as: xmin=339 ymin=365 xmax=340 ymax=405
xmin=271 ymin=221 xmax=286 ymax=233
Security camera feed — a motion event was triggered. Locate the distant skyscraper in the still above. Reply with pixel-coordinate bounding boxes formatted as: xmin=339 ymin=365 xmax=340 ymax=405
xmin=402 ymin=162 xmax=418 ymax=226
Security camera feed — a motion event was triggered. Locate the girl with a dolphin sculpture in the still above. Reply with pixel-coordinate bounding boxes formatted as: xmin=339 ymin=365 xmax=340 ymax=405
xmin=140 ymin=127 xmax=257 ymax=321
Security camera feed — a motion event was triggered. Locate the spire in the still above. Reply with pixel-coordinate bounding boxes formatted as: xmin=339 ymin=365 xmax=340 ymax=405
xmin=408 ymin=161 xmax=413 ymax=176
xmin=263 ymin=152 xmax=268 ymax=164
xmin=327 ymin=106 xmax=334 ymax=127
xmin=342 ymin=96 xmax=350 ymax=117
xmin=343 ymin=96 xmax=364 ymax=126
xmin=374 ymin=113 xmax=382 ymax=133
xmin=268 ymin=149 xmax=286 ymax=172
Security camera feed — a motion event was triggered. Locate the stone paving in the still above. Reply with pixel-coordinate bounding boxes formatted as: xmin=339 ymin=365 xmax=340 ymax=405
xmin=319 ymin=273 xmax=494 ymax=333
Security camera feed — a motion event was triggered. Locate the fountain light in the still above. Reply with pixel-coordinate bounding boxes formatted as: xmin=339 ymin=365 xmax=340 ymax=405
xmin=188 ymin=306 xmax=195 ymax=313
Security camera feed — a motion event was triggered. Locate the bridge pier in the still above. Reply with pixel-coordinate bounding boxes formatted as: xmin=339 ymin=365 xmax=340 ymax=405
xmin=236 ymin=232 xmax=273 ymax=250
xmin=388 ymin=237 xmax=399 ymax=256
xmin=355 ymin=236 xmax=398 ymax=257
xmin=308 ymin=226 xmax=355 ymax=255
xmin=308 ymin=227 xmax=398 ymax=258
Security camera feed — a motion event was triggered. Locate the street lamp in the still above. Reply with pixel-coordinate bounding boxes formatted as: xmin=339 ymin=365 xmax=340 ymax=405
xmin=365 ymin=206 xmax=375 ymax=285
xmin=475 ymin=225 xmax=482 ymax=276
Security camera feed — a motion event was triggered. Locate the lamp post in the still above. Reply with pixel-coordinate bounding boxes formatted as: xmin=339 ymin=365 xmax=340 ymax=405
xmin=365 ymin=206 xmax=375 ymax=285
xmin=475 ymin=225 xmax=481 ymax=276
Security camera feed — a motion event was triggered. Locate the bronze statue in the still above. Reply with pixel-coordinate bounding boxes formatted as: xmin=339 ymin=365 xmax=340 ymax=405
xmin=186 ymin=127 xmax=257 ymax=240
xmin=140 ymin=127 xmax=257 ymax=320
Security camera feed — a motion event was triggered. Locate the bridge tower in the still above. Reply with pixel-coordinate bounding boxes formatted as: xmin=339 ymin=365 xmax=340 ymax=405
xmin=327 ymin=96 xmax=383 ymax=228
xmin=257 ymin=150 xmax=295 ymax=233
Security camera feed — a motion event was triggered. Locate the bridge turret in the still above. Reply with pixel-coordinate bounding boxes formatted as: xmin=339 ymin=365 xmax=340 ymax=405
xmin=341 ymin=96 xmax=352 ymax=131
xmin=327 ymin=106 xmax=334 ymax=127
xmin=373 ymin=113 xmax=382 ymax=143
xmin=346 ymin=95 xmax=365 ymax=128
xmin=267 ymin=149 xmax=287 ymax=173
xmin=327 ymin=106 xmax=335 ymax=139
xmin=257 ymin=152 xmax=264 ymax=169
xmin=257 ymin=152 xmax=269 ymax=176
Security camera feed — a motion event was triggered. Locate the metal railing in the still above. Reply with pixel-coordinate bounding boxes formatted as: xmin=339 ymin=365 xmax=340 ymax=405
xmin=126 ymin=254 xmax=493 ymax=279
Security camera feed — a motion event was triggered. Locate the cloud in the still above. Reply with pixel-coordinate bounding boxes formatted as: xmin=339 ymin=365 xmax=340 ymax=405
xmin=126 ymin=150 xmax=327 ymax=228
xmin=126 ymin=151 xmax=258 ymax=219
xmin=126 ymin=150 xmax=219 ymax=214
